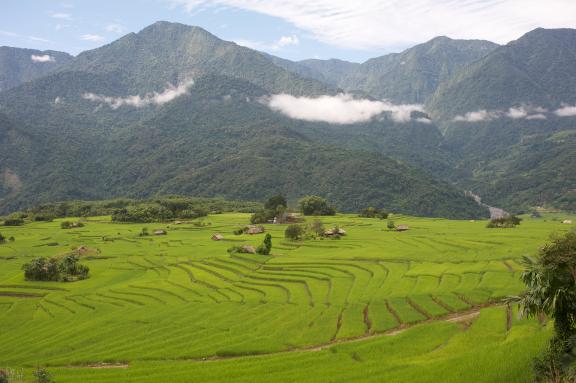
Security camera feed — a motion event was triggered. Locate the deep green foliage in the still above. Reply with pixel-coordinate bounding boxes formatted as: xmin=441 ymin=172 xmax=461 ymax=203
xmin=60 ymin=221 xmax=85 ymax=229
xmin=22 ymin=255 xmax=89 ymax=282
xmin=3 ymin=218 xmax=24 ymax=226
xmin=285 ymin=224 xmax=305 ymax=240
xmin=257 ymin=233 xmax=272 ymax=255
xmin=487 ymin=216 xmax=522 ymax=228
xmin=264 ymin=195 xmax=287 ymax=211
xmin=32 ymin=367 xmax=53 ymax=383
xmin=299 ymin=196 xmax=336 ymax=216
xmin=387 ymin=220 xmax=396 ymax=230
xmin=359 ymin=207 xmax=389 ymax=219
xmin=519 ymin=232 xmax=576 ymax=381
xmin=0 ymin=232 xmax=5 ymax=244
xmin=0 ymin=369 xmax=7 ymax=383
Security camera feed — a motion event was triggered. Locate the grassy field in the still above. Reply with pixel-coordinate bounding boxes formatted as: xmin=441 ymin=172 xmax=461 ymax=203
xmin=0 ymin=212 xmax=573 ymax=382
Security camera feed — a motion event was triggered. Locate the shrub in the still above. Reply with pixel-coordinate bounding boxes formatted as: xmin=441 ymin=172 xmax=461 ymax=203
xmin=250 ymin=209 xmax=273 ymax=224
xmin=359 ymin=207 xmax=389 ymax=219
xmin=298 ymin=196 xmax=336 ymax=216
xmin=61 ymin=221 xmax=84 ymax=229
xmin=487 ymin=215 xmax=522 ymax=228
xmin=285 ymin=224 xmax=305 ymax=240
xmin=0 ymin=232 xmax=5 ymax=244
xmin=8 ymin=236 xmax=14 ymax=242
xmin=309 ymin=219 xmax=325 ymax=237
xmin=33 ymin=367 xmax=53 ymax=383
xmin=387 ymin=220 xmax=396 ymax=230
xmin=3 ymin=218 xmax=24 ymax=226
xmin=257 ymin=234 xmax=272 ymax=255
xmin=33 ymin=214 xmax=54 ymax=222
xmin=22 ymin=255 xmax=89 ymax=282
xmin=139 ymin=227 xmax=149 ymax=237
xmin=0 ymin=369 xmax=7 ymax=383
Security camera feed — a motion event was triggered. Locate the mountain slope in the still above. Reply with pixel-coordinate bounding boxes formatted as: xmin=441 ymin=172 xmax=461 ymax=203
xmin=0 ymin=46 xmax=73 ymax=92
xmin=427 ymin=28 xmax=576 ymax=211
xmin=339 ymin=37 xmax=498 ymax=103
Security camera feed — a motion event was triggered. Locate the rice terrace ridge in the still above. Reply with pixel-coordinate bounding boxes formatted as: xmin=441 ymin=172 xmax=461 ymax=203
xmin=0 ymin=1 xmax=576 ymax=382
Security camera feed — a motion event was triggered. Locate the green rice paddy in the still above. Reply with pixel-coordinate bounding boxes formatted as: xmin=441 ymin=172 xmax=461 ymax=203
xmin=0 ymin=212 xmax=573 ymax=382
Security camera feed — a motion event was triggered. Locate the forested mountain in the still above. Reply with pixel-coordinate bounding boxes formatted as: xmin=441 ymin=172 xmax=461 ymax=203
xmin=0 ymin=22 xmax=485 ymax=218
xmin=0 ymin=22 xmax=574 ymax=216
xmin=426 ymin=28 xmax=576 ymax=211
xmin=0 ymin=46 xmax=73 ymax=92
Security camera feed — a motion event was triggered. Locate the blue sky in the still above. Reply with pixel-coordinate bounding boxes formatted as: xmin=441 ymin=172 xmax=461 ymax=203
xmin=1 ymin=0 xmax=575 ymax=63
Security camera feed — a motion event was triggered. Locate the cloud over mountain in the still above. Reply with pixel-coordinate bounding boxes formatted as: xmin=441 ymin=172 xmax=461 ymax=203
xmin=264 ymin=93 xmax=424 ymax=124
xmin=83 ymin=80 xmax=194 ymax=109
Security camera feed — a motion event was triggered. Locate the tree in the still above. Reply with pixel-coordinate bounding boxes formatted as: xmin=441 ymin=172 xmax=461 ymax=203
xmin=518 ymin=232 xmax=576 ymax=381
xmin=387 ymin=220 xmax=396 ymax=230
xmin=257 ymin=233 xmax=272 ymax=255
xmin=0 ymin=232 xmax=5 ymax=244
xmin=285 ymin=224 xmax=305 ymax=240
xmin=264 ymin=195 xmax=287 ymax=211
xmin=309 ymin=219 xmax=325 ymax=237
xmin=359 ymin=207 xmax=377 ymax=218
xmin=298 ymin=196 xmax=336 ymax=216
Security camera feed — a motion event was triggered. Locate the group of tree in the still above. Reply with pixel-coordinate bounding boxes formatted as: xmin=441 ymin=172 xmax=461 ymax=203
xmin=298 ymin=196 xmax=336 ymax=216
xmin=250 ymin=195 xmax=288 ymax=224
xmin=359 ymin=207 xmax=389 ymax=219
xmin=486 ymin=215 xmax=522 ymax=228
xmin=518 ymin=232 xmax=576 ymax=382
xmin=3 ymin=196 xmax=263 ymax=223
xmin=284 ymin=219 xmax=346 ymax=241
xmin=228 ymin=233 xmax=273 ymax=256
xmin=60 ymin=221 xmax=85 ymax=229
xmin=22 ymin=254 xmax=89 ymax=282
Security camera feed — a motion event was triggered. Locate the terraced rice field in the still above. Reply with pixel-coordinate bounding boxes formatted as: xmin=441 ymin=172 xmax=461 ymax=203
xmin=0 ymin=212 xmax=573 ymax=382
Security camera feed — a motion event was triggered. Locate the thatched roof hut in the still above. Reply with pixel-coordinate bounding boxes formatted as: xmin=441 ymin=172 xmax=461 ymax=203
xmin=154 ymin=229 xmax=167 ymax=235
xmin=246 ymin=225 xmax=265 ymax=235
xmin=241 ymin=245 xmax=256 ymax=254
xmin=563 ymin=220 xmax=573 ymax=224
xmin=325 ymin=228 xmax=347 ymax=236
xmin=211 ymin=234 xmax=224 ymax=241
xmin=396 ymin=225 xmax=409 ymax=232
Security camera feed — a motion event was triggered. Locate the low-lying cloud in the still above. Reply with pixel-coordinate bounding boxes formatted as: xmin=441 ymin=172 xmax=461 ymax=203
xmin=455 ymin=104 xmax=576 ymax=122
xmin=454 ymin=106 xmax=551 ymax=122
xmin=555 ymin=105 xmax=576 ymax=117
xmin=83 ymin=80 xmax=194 ymax=109
xmin=31 ymin=54 xmax=55 ymax=63
xmin=264 ymin=93 xmax=425 ymax=124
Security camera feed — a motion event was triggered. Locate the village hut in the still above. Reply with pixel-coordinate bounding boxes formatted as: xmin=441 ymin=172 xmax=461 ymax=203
xmin=154 ymin=229 xmax=167 ymax=236
xmin=241 ymin=245 xmax=256 ymax=254
xmin=562 ymin=220 xmax=573 ymax=224
xmin=245 ymin=225 xmax=265 ymax=235
xmin=396 ymin=225 xmax=409 ymax=232
xmin=211 ymin=234 xmax=224 ymax=241
xmin=324 ymin=228 xmax=347 ymax=236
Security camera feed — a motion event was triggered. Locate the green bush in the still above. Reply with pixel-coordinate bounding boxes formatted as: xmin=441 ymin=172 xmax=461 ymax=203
xmin=486 ymin=215 xmax=522 ymax=228
xmin=387 ymin=220 xmax=396 ymax=230
xmin=285 ymin=224 xmax=305 ymax=240
xmin=257 ymin=234 xmax=272 ymax=255
xmin=0 ymin=232 xmax=5 ymax=244
xmin=33 ymin=367 xmax=53 ymax=383
xmin=298 ymin=196 xmax=336 ymax=216
xmin=3 ymin=218 xmax=24 ymax=226
xmin=22 ymin=255 xmax=89 ymax=282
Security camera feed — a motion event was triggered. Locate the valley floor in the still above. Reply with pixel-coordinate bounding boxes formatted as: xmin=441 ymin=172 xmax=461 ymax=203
xmin=0 ymin=212 xmax=572 ymax=382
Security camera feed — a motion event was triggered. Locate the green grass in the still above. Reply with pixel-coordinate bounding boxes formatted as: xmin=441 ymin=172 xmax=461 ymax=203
xmin=0 ymin=212 xmax=571 ymax=382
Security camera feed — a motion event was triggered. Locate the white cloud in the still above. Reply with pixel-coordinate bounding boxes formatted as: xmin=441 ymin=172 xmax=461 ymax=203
xmin=0 ymin=30 xmax=18 ymax=37
xmin=526 ymin=113 xmax=547 ymax=120
xmin=455 ymin=105 xmax=551 ymax=122
xmin=80 ymin=34 xmax=105 ymax=42
xmin=235 ymin=34 xmax=300 ymax=52
xmin=171 ymin=0 xmax=576 ymax=50
xmin=29 ymin=36 xmax=52 ymax=43
xmin=105 ymin=24 xmax=125 ymax=34
xmin=554 ymin=105 xmax=576 ymax=117
xmin=31 ymin=54 xmax=55 ymax=63
xmin=50 ymin=12 xmax=72 ymax=20
xmin=264 ymin=93 xmax=424 ymax=124
xmin=454 ymin=110 xmax=500 ymax=122
xmin=83 ymin=80 xmax=194 ymax=109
